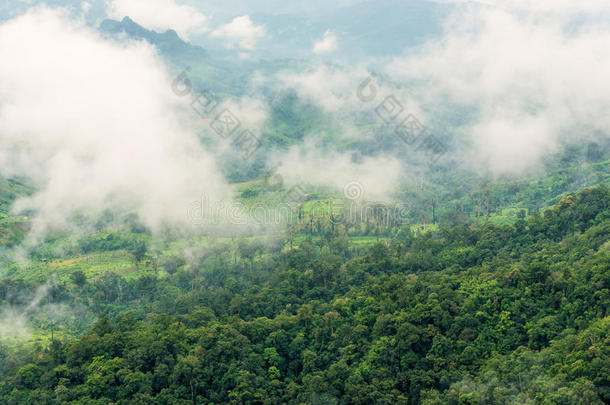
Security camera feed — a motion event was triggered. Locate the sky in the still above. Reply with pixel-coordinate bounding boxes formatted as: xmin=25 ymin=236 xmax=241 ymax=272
xmin=6 ymin=0 xmax=449 ymax=56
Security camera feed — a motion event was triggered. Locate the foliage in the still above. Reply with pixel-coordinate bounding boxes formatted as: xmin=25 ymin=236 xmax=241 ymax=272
xmin=0 ymin=186 xmax=607 ymax=404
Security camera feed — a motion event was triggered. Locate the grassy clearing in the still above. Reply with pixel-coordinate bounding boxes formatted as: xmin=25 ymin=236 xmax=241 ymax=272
xmin=2 ymin=251 xmax=136 ymax=283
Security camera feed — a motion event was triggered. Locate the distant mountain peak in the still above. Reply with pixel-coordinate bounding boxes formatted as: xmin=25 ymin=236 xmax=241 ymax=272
xmin=99 ymin=17 xmax=207 ymax=62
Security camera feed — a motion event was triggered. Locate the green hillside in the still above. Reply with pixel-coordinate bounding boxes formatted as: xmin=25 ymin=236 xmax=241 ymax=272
xmin=0 ymin=185 xmax=607 ymax=404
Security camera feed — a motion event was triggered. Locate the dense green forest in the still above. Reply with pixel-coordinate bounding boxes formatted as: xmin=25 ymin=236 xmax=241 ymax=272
xmin=0 ymin=185 xmax=607 ymax=404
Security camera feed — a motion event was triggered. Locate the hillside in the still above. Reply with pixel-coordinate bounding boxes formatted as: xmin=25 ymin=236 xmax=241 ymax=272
xmin=0 ymin=185 xmax=607 ymax=403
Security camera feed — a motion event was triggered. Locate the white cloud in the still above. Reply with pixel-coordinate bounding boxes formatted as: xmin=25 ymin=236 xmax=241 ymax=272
xmin=274 ymin=139 xmax=403 ymax=202
xmin=81 ymin=2 xmax=92 ymax=14
xmin=275 ymin=66 xmax=364 ymax=113
xmin=107 ymin=0 xmax=207 ymax=39
xmin=0 ymin=284 xmax=48 ymax=342
xmin=313 ymin=29 xmax=338 ymax=54
xmin=0 ymin=308 xmax=31 ymax=341
xmin=0 ymin=7 xmax=232 ymax=239
xmin=211 ymin=15 xmax=265 ymax=51
xmin=388 ymin=3 xmax=610 ymax=174
xmin=273 ymin=65 xmax=425 ymax=125
xmin=433 ymin=0 xmax=610 ymax=15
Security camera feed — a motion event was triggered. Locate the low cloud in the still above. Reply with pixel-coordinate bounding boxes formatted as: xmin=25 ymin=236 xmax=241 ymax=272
xmin=0 ymin=308 xmax=30 ymax=341
xmin=433 ymin=0 xmax=610 ymax=15
xmin=388 ymin=2 xmax=610 ymax=174
xmin=0 ymin=283 xmax=49 ymax=342
xmin=107 ymin=0 xmax=208 ymax=39
xmin=211 ymin=15 xmax=265 ymax=51
xmin=273 ymin=139 xmax=404 ymax=202
xmin=274 ymin=66 xmax=364 ymax=113
xmin=313 ymin=29 xmax=338 ymax=54
xmin=0 ymin=7 xmax=232 ymax=240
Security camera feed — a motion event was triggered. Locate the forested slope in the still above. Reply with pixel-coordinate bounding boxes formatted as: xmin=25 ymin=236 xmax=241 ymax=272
xmin=0 ymin=186 xmax=607 ymax=404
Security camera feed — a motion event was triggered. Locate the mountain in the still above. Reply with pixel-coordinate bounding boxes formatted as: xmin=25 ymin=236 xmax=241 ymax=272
xmin=99 ymin=16 xmax=257 ymax=94
xmin=100 ymin=17 xmax=209 ymax=65
xmin=98 ymin=16 xmax=310 ymax=96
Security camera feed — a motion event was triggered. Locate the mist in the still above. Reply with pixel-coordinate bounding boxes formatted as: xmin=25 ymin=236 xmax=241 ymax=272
xmin=273 ymin=139 xmax=405 ymax=202
xmin=387 ymin=2 xmax=610 ymax=174
xmin=0 ymin=7 xmax=232 ymax=241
